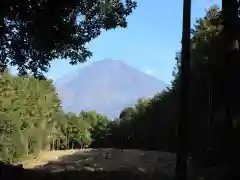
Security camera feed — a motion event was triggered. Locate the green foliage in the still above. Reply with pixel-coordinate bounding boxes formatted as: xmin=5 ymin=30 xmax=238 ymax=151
xmin=0 ymin=0 xmax=137 ymax=76
xmin=93 ymin=91 xmax=178 ymax=151
xmin=0 ymin=72 xmax=112 ymax=163
xmin=0 ymin=73 xmax=62 ymax=162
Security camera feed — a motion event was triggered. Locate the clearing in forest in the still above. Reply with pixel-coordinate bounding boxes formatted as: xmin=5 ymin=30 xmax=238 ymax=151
xmin=21 ymin=148 xmax=176 ymax=176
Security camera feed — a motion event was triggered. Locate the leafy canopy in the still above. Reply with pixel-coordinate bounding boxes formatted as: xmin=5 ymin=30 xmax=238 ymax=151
xmin=0 ymin=0 xmax=137 ymax=76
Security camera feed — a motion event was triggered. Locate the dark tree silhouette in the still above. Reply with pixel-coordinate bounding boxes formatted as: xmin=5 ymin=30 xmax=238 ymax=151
xmin=0 ymin=0 xmax=137 ymax=76
xmin=222 ymin=0 xmax=240 ymax=179
xmin=175 ymin=0 xmax=191 ymax=180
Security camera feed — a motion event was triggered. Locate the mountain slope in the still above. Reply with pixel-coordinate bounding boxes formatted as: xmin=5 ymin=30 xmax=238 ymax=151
xmin=55 ymin=59 xmax=167 ymax=119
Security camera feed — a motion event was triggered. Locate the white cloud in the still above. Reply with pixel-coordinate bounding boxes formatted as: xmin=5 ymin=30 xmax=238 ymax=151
xmin=144 ymin=69 xmax=153 ymax=75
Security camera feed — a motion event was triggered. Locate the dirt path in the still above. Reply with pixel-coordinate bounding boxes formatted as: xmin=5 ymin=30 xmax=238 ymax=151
xmin=21 ymin=148 xmax=176 ymax=177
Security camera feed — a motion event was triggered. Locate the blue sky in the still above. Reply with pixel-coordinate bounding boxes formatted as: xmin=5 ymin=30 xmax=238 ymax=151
xmin=47 ymin=0 xmax=221 ymax=85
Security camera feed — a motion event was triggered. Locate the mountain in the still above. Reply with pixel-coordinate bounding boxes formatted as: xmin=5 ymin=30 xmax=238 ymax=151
xmin=55 ymin=59 xmax=167 ymax=119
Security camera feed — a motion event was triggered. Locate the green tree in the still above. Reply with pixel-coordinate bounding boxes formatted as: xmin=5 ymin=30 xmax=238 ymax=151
xmin=119 ymin=107 xmax=136 ymax=121
xmin=0 ymin=0 xmax=137 ymax=76
xmin=0 ymin=72 xmax=63 ymax=162
xmin=176 ymin=0 xmax=192 ymax=179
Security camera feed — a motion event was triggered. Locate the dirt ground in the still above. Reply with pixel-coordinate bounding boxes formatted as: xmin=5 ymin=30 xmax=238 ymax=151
xmin=21 ymin=148 xmax=176 ymax=177
xmin=3 ymin=148 xmax=230 ymax=180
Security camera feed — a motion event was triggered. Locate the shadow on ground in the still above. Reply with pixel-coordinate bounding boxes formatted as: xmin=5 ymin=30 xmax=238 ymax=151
xmin=34 ymin=149 xmax=176 ymax=175
xmin=1 ymin=148 xmax=232 ymax=180
xmin=0 ymin=154 xmax=173 ymax=180
xmin=0 ymin=149 xmax=175 ymax=180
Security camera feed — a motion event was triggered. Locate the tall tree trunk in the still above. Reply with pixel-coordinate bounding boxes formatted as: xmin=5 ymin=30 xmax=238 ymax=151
xmin=175 ymin=0 xmax=191 ymax=180
xmin=222 ymin=0 xmax=239 ymax=179
xmin=0 ymin=3 xmax=4 ymax=43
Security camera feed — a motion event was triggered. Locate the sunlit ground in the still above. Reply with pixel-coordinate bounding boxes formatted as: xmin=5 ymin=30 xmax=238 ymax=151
xmin=21 ymin=148 xmax=176 ymax=176
xmin=9 ymin=148 xmax=230 ymax=180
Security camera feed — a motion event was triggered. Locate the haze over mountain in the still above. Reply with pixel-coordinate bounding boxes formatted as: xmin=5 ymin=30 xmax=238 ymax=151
xmin=55 ymin=59 xmax=167 ymax=119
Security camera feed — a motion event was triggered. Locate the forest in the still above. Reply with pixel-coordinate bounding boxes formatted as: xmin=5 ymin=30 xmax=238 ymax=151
xmin=1 ymin=5 xmax=239 ymax=166
xmin=0 ymin=1 xmax=240 ymax=180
